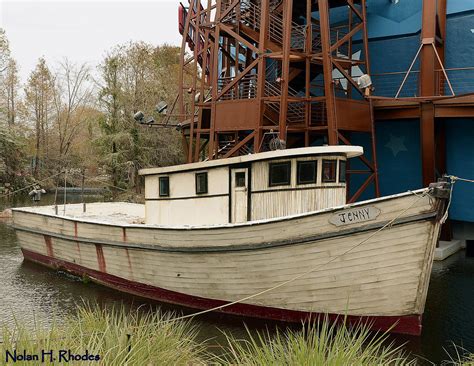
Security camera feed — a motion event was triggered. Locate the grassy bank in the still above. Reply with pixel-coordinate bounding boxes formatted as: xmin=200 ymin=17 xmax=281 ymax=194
xmin=1 ymin=305 xmax=211 ymax=365
xmin=219 ymin=318 xmax=412 ymax=365
xmin=1 ymin=306 xmax=471 ymax=365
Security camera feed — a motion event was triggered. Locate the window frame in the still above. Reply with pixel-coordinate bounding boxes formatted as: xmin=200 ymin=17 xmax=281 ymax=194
xmin=268 ymin=161 xmax=291 ymax=187
xmin=297 ymin=160 xmax=317 ymax=185
xmin=339 ymin=160 xmax=347 ymax=183
xmin=235 ymin=171 xmax=246 ymax=188
xmin=159 ymin=176 xmax=170 ymax=197
xmin=195 ymin=172 xmax=208 ymax=194
xmin=322 ymin=159 xmax=337 ymax=183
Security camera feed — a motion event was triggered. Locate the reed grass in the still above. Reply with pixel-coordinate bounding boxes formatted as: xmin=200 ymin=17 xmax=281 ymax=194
xmin=3 ymin=306 xmax=471 ymax=365
xmin=1 ymin=304 xmax=211 ymax=365
xmin=219 ymin=317 xmax=414 ymax=365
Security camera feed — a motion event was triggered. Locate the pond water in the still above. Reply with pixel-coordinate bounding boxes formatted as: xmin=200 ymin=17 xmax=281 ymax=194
xmin=1 ymin=194 xmax=473 ymax=364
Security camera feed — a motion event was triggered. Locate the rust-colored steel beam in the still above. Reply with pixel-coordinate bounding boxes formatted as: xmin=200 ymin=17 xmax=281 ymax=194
xmin=255 ymin=0 xmax=270 ymax=153
xmin=419 ymin=0 xmax=447 ymax=186
xmin=223 ymin=132 xmax=255 ymax=158
xmin=278 ymin=0 xmax=293 ymax=142
xmin=318 ymin=0 xmax=338 ymax=145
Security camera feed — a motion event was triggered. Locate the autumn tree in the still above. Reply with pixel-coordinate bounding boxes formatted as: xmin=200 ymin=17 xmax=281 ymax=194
xmin=0 ymin=29 xmax=20 ymax=127
xmin=97 ymin=42 xmax=184 ymax=191
xmin=52 ymin=59 xmax=93 ymax=160
xmin=3 ymin=58 xmax=19 ymax=126
xmin=24 ymin=58 xmax=55 ymax=177
xmin=0 ymin=28 xmax=25 ymax=186
xmin=0 ymin=28 xmax=10 ymax=73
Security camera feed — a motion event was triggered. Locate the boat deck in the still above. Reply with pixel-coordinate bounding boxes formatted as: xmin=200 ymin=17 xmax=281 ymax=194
xmin=15 ymin=202 xmax=145 ymax=225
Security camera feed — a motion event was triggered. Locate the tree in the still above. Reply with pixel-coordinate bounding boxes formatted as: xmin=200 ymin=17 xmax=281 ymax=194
xmin=0 ymin=29 xmax=19 ymax=127
xmin=52 ymin=59 xmax=93 ymax=160
xmin=24 ymin=58 xmax=55 ymax=177
xmin=0 ymin=28 xmax=11 ymax=73
xmin=4 ymin=58 xmax=19 ymax=126
xmin=97 ymin=42 xmax=184 ymax=192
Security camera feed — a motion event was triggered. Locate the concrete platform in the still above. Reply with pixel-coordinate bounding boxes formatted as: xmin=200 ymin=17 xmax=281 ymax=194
xmin=434 ymin=240 xmax=464 ymax=261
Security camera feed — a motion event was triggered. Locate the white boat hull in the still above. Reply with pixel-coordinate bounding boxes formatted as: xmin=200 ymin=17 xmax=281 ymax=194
xmin=12 ymin=189 xmax=447 ymax=335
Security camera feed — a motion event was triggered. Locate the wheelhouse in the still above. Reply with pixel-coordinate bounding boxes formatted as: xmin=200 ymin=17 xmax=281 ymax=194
xmin=139 ymin=146 xmax=363 ymax=226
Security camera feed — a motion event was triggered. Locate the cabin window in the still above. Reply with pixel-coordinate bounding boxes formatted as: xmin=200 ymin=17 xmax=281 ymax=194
xmin=297 ymin=161 xmax=317 ymax=184
xmin=159 ymin=176 xmax=170 ymax=197
xmin=269 ymin=162 xmax=291 ymax=186
xmin=235 ymin=172 xmax=246 ymax=187
xmin=195 ymin=172 xmax=208 ymax=194
xmin=339 ymin=160 xmax=346 ymax=183
xmin=322 ymin=160 xmax=336 ymax=183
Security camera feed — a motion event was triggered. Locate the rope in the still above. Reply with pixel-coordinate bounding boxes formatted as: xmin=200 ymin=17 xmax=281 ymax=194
xmin=2 ymin=184 xmax=458 ymax=343
xmin=447 ymin=175 xmax=474 ymax=184
xmin=440 ymin=174 xmax=474 ymax=223
xmin=132 ymin=188 xmax=433 ymax=326
xmin=0 ymin=171 xmax=64 ymax=200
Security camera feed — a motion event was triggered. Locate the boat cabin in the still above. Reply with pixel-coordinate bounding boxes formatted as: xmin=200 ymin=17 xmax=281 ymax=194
xmin=139 ymin=146 xmax=363 ymax=226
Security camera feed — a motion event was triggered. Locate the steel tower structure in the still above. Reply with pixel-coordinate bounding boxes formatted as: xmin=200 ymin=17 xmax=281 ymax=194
xmin=177 ymin=0 xmax=379 ymax=201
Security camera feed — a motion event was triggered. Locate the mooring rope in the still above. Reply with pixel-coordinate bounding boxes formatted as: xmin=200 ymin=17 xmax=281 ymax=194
xmin=5 ymin=176 xmax=470 ymax=344
xmin=0 ymin=171 xmax=64 ymax=200
xmin=439 ymin=175 xmax=474 ymax=224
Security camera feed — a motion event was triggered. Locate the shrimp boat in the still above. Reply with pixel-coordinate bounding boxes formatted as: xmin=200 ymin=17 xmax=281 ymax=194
xmin=12 ymin=146 xmax=450 ymax=335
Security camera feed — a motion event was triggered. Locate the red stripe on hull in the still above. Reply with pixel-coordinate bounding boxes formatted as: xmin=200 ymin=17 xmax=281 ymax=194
xmin=20 ymin=248 xmax=422 ymax=336
xmin=43 ymin=235 xmax=54 ymax=257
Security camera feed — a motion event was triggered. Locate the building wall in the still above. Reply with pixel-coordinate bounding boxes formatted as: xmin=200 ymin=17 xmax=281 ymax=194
xmin=361 ymin=2 xmax=474 ymax=223
xmin=446 ymin=119 xmax=474 ymax=222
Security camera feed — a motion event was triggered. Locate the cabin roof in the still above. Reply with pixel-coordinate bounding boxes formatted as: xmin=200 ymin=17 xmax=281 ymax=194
xmin=139 ymin=146 xmax=363 ymax=176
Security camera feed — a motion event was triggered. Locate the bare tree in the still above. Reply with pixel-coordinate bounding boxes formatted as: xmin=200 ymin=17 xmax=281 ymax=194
xmin=4 ymin=58 xmax=19 ymax=126
xmin=24 ymin=58 xmax=55 ymax=177
xmin=53 ymin=59 xmax=93 ymax=159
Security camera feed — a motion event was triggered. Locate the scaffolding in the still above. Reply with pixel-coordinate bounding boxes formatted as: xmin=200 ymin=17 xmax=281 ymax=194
xmin=177 ymin=0 xmax=380 ymax=201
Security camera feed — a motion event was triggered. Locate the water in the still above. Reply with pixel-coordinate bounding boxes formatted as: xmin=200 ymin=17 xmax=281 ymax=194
xmin=1 ymin=195 xmax=473 ymax=363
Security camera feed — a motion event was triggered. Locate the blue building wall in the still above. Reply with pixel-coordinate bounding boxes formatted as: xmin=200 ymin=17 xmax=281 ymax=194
xmin=446 ymin=119 xmax=474 ymax=222
xmin=348 ymin=120 xmax=422 ymax=201
xmin=346 ymin=0 xmax=474 ymax=222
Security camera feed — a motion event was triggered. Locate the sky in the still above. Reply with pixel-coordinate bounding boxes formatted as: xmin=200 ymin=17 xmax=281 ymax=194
xmin=0 ymin=0 xmax=182 ymax=83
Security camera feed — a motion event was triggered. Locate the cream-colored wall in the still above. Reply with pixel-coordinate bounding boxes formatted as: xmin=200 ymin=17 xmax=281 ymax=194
xmin=146 ymin=197 xmax=229 ymax=226
xmin=145 ymin=167 xmax=229 ymax=226
xmin=145 ymin=156 xmax=347 ymax=225
xmin=250 ymin=156 xmax=346 ymax=220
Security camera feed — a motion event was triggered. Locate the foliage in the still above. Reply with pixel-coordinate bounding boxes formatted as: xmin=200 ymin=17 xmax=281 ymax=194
xmin=0 ymin=27 xmax=186 ymax=191
xmin=0 ymin=124 xmax=26 ymax=186
xmin=96 ymin=42 xmax=184 ymax=191
xmin=0 ymin=304 xmax=211 ymax=365
xmin=219 ymin=318 xmax=414 ymax=366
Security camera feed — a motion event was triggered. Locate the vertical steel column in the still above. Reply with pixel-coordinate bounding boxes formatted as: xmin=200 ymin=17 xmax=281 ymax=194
xmin=256 ymin=0 xmax=270 ymax=152
xmin=318 ymin=0 xmax=338 ymax=145
xmin=419 ymin=0 xmax=446 ymax=186
xmin=304 ymin=0 xmax=311 ymax=146
xmin=361 ymin=0 xmax=380 ymax=197
xmin=188 ymin=0 xmax=202 ymax=163
xmin=278 ymin=0 xmax=293 ymax=142
xmin=208 ymin=0 xmax=222 ymax=160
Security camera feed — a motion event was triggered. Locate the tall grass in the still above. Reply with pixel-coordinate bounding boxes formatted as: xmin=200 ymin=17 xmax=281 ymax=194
xmin=3 ymin=306 xmax=472 ymax=365
xmin=219 ymin=317 xmax=414 ymax=365
xmin=1 ymin=304 xmax=211 ymax=365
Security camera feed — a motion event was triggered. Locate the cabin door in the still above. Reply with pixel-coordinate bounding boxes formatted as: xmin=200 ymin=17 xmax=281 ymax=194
xmin=231 ymin=168 xmax=249 ymax=223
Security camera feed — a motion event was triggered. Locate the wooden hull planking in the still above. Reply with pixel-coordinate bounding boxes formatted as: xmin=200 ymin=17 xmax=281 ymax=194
xmin=12 ymin=191 xmax=444 ymax=335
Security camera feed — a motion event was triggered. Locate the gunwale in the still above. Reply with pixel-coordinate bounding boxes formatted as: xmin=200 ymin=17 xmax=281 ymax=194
xmin=12 ymin=188 xmax=427 ymax=230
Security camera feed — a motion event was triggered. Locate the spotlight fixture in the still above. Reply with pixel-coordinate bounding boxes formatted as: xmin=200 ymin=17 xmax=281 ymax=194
xmin=156 ymin=101 xmax=168 ymax=114
xmin=133 ymin=111 xmax=145 ymax=123
xmin=357 ymin=74 xmax=373 ymax=88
